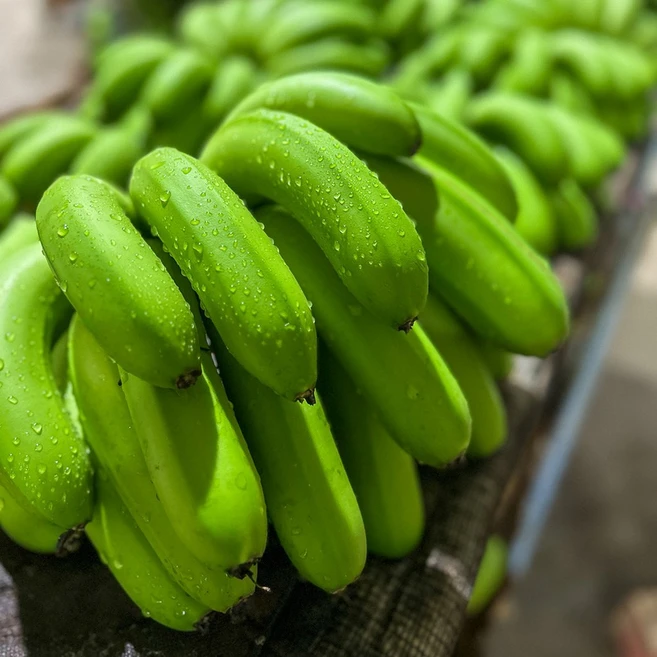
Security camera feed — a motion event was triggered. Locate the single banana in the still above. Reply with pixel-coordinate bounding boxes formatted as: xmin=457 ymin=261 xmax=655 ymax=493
xmin=495 ymin=148 xmax=558 ymax=256
xmin=319 ymin=347 xmax=424 ymax=559
xmin=457 ymin=24 xmax=510 ymax=87
xmin=36 ymin=174 xmax=201 ymax=389
xmin=129 ymin=147 xmax=316 ymax=402
xmin=549 ymin=71 xmax=597 ymax=118
xmin=201 ymin=109 xmax=428 ymax=330
xmin=177 ymin=2 xmax=228 ymax=60
xmin=140 ymin=48 xmax=215 ymax=123
xmin=0 ymin=242 xmax=92 ymax=529
xmin=467 ymin=535 xmax=508 ymax=615
xmin=465 ymin=92 xmax=570 ymax=185
xmin=266 ymin=39 xmax=390 ymax=78
xmin=0 ymin=111 xmax=61 ymax=159
xmin=409 ymin=102 xmax=519 ymax=221
xmin=378 ymin=0 xmax=425 ymax=44
xmin=598 ymin=0 xmax=642 ymax=35
xmin=420 ymin=294 xmax=507 ymax=458
xmin=425 ymin=69 xmax=473 ymax=123
xmin=1 ymin=116 xmax=97 ymax=203
xmin=120 ymin=240 xmax=267 ymax=570
xmin=68 ymin=315 xmax=255 ymax=611
xmin=256 ymin=205 xmax=471 ymax=467
xmin=225 ymin=71 xmax=422 ymax=157
xmin=0 ymin=177 xmax=17 ymax=226
xmin=548 ymin=178 xmax=598 ymax=251
xmin=86 ymin=471 xmax=211 ymax=631
xmin=209 ymin=324 xmax=366 ymax=592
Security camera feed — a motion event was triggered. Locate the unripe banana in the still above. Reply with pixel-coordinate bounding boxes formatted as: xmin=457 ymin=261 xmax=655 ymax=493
xmin=493 ymin=29 xmax=553 ymax=95
xmin=68 ymin=315 xmax=255 ymax=611
xmin=129 ymin=147 xmax=316 ymax=401
xmin=0 ymin=112 xmax=60 ymax=159
xmin=0 ymin=177 xmax=17 ymax=226
xmin=0 ymin=213 xmax=38 ymax=254
xmin=457 ymin=24 xmax=510 ymax=86
xmin=409 ymin=102 xmax=518 ymax=221
xmin=36 ymin=174 xmax=201 ymax=389
xmin=420 ymin=295 xmax=507 ymax=458
xmin=87 ymin=471 xmax=211 ymax=631
xmin=378 ymin=0 xmax=425 ymax=44
xmin=140 ymin=49 xmax=214 ymax=123
xmin=209 ymin=325 xmax=366 ymax=592
xmin=225 ymin=72 xmax=422 ymax=157
xmin=256 ymin=205 xmax=471 ymax=467
xmin=477 ymin=340 xmax=514 ymax=380
xmin=91 ymin=35 xmax=176 ymax=121
xmin=599 ymin=0 xmax=642 ymax=37
xmin=51 ymin=329 xmax=69 ymax=395
xmin=549 ymin=71 xmax=596 ymax=117
xmin=257 ymin=1 xmax=375 ymax=59
xmin=177 ymin=2 xmax=227 ymax=59
xmin=426 ymin=69 xmax=473 ymax=122
xmin=0 ymin=242 xmax=92 ymax=528
xmin=203 ymin=57 xmax=261 ymax=125
xmin=120 ymin=240 xmax=267 ymax=570
xmin=318 ymin=347 xmax=424 ymax=559
xmin=1 ymin=116 xmax=96 ymax=203
xmin=467 ymin=535 xmax=508 ymax=616
xmin=202 ymin=109 xmax=428 ymax=330
xmin=266 ymin=39 xmax=390 ymax=78
xmin=465 ymin=93 xmax=570 ymax=186
xmin=548 ymin=178 xmax=598 ymax=251
xmin=495 ymin=148 xmax=558 ymax=256
xmin=417 ymin=158 xmax=569 ymax=355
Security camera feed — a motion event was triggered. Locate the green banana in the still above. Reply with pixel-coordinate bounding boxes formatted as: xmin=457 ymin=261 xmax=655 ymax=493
xmin=548 ymin=178 xmax=598 ymax=251
xmin=0 ymin=213 xmax=38 ymax=254
xmin=209 ymin=325 xmax=366 ymax=592
xmin=477 ymin=340 xmax=514 ymax=380
xmin=177 ymin=3 xmax=227 ymax=59
xmin=140 ymin=49 xmax=214 ymax=123
xmin=129 ymin=147 xmax=316 ymax=402
xmin=225 ymin=72 xmax=422 ymax=157
xmin=86 ymin=471 xmax=211 ymax=631
xmin=91 ymin=35 xmax=176 ymax=121
xmin=36 ymin=174 xmax=201 ymax=389
xmin=201 ymin=109 xmax=428 ymax=330
xmin=467 ymin=535 xmax=508 ymax=615
xmin=68 ymin=316 xmax=255 ymax=611
xmin=549 ymin=71 xmax=597 ymax=118
xmin=409 ymin=102 xmax=518 ymax=221
xmin=319 ymin=348 xmax=424 ymax=559
xmin=0 ymin=177 xmax=17 ymax=226
xmin=120 ymin=241 xmax=267 ymax=570
xmin=0 ymin=112 xmax=61 ymax=159
xmin=1 ymin=116 xmax=96 ymax=203
xmin=420 ymin=294 xmax=507 ymax=458
xmin=493 ymin=29 xmax=553 ymax=95
xmin=598 ymin=0 xmax=641 ymax=35
xmin=0 ymin=242 xmax=91 ymax=529
xmin=415 ymin=158 xmax=569 ymax=356
xmin=495 ymin=148 xmax=558 ymax=256
xmin=465 ymin=92 xmax=570 ymax=185
xmin=203 ymin=57 xmax=261 ymax=125
xmin=425 ymin=69 xmax=473 ymax=123
xmin=256 ymin=205 xmax=471 ymax=467
xmin=266 ymin=39 xmax=390 ymax=78
xmin=148 ymin=100 xmax=212 ymax=155
xmin=51 ymin=329 xmax=69 ymax=395
xmin=457 ymin=24 xmax=510 ymax=86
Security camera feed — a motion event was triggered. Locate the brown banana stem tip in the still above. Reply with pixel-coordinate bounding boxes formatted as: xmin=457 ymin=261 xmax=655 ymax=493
xmin=56 ymin=523 xmax=86 ymax=557
xmin=296 ymin=388 xmax=316 ymax=405
xmin=176 ymin=368 xmax=202 ymax=389
xmin=398 ymin=317 xmax=417 ymax=333
xmin=227 ymin=561 xmax=270 ymax=591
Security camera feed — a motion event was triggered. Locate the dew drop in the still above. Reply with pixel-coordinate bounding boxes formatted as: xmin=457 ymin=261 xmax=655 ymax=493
xmin=31 ymin=423 xmax=43 ymax=435
xmin=57 ymin=225 xmax=69 ymax=238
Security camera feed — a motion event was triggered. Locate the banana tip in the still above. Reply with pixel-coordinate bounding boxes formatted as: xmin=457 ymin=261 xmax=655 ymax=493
xmin=398 ymin=317 xmax=417 ymax=333
xmin=176 ymin=369 xmax=202 ymax=389
xmin=296 ymin=388 xmax=316 ymax=405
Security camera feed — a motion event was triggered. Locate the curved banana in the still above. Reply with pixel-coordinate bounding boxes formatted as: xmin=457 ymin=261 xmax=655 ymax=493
xmin=495 ymin=148 xmax=558 ymax=256
xmin=457 ymin=24 xmax=510 ymax=86
xmin=549 ymin=71 xmax=596 ymax=118
xmin=0 ymin=242 xmax=92 ymax=529
xmin=225 ymin=71 xmax=422 ymax=157
xmin=201 ymin=109 xmax=428 ymax=330
xmin=120 ymin=240 xmax=267 ymax=570
xmin=319 ymin=347 xmax=424 ymax=559
xmin=36 ymin=174 xmax=201 ymax=389
xmin=87 ymin=471 xmax=211 ymax=631
xmin=68 ymin=315 xmax=255 ymax=611
xmin=425 ymin=69 xmax=473 ymax=123
xmin=420 ymin=295 xmax=507 ymax=458
xmin=256 ymin=204 xmax=471 ymax=467
xmin=1 ymin=116 xmax=97 ymax=203
xmin=467 ymin=535 xmax=508 ymax=615
xmin=209 ymin=324 xmax=366 ymax=592
xmin=0 ymin=177 xmax=17 ymax=226
xmin=493 ymin=29 xmax=553 ymax=95
xmin=409 ymin=102 xmax=518 ymax=221
xmin=0 ymin=111 xmax=61 ymax=159
xmin=129 ymin=147 xmax=316 ymax=402
xmin=548 ymin=178 xmax=598 ymax=251
xmin=177 ymin=2 xmax=227 ymax=60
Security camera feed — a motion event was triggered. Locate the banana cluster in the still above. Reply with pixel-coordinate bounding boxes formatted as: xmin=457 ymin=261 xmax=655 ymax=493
xmin=0 ymin=0 xmax=653 ymax=634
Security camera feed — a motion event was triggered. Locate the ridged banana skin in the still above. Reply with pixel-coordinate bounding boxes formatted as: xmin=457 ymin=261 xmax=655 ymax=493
xmin=225 ymin=72 xmax=422 ymax=157
xmin=464 ymin=93 xmax=570 ymax=186
xmin=256 ymin=205 xmax=471 ymax=467
xmin=409 ymin=102 xmax=519 ymax=222
xmin=0 ymin=112 xmax=60 ymax=159
xmin=0 ymin=482 xmax=65 ymax=554
xmin=37 ymin=175 xmax=200 ymax=388
xmin=130 ymin=148 xmax=316 ymax=402
xmin=495 ymin=148 xmax=558 ymax=256
xmin=203 ymin=57 xmax=261 ymax=125
xmin=0 ymin=243 xmax=92 ymax=529
xmin=319 ymin=348 xmax=424 ymax=559
xmin=91 ymin=36 xmax=176 ymax=121
xmin=68 ymin=316 xmax=255 ymax=611
xmin=416 ymin=158 xmax=569 ymax=356
xmin=209 ymin=326 xmax=366 ymax=593
xmin=87 ymin=472 xmax=210 ymax=631
xmin=202 ymin=109 xmax=428 ymax=329
xmin=548 ymin=178 xmax=598 ymax=251
xmin=467 ymin=535 xmax=508 ymax=616
xmin=140 ymin=49 xmax=214 ymax=123
xmin=1 ymin=117 xmax=96 ymax=203
xmin=0 ymin=177 xmax=17 ymax=226
xmin=120 ymin=240 xmax=267 ymax=570
xmin=477 ymin=340 xmax=514 ymax=380
xmin=266 ymin=39 xmax=390 ymax=79
xmin=420 ymin=295 xmax=507 ymax=459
